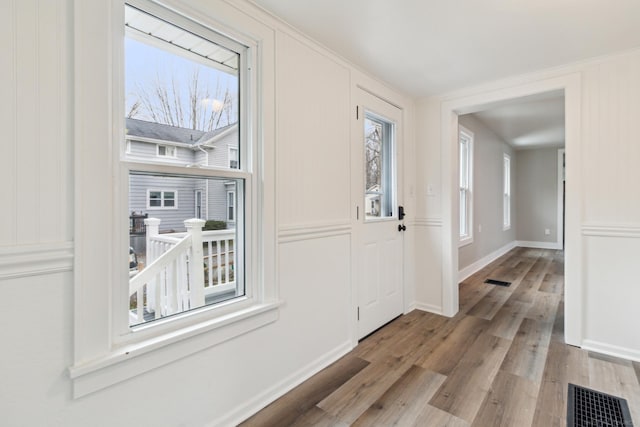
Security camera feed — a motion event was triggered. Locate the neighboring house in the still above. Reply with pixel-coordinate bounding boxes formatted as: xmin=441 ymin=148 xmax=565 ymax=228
xmin=125 ymin=118 xmax=238 ymax=233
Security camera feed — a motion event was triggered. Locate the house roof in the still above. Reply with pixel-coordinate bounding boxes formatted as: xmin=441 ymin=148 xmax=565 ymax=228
xmin=125 ymin=118 xmax=236 ymax=145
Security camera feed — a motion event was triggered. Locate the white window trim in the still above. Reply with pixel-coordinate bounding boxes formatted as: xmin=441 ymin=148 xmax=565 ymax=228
xmin=71 ymin=0 xmax=279 ymax=398
xmin=503 ymin=153 xmax=511 ymax=230
xmin=156 ymin=144 xmax=177 ymax=158
xmin=146 ymin=189 xmax=178 ymax=210
xmin=459 ymin=126 xmax=474 ymax=247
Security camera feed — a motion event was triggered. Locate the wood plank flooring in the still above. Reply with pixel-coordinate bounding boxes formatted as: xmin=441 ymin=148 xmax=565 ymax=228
xmin=241 ymin=248 xmax=640 ymax=426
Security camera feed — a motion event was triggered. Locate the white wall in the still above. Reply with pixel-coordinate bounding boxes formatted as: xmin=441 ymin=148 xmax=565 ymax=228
xmin=412 ymin=97 xmax=443 ymax=313
xmin=515 ymin=147 xmax=560 ymax=245
xmin=0 ymin=0 xmax=414 ymax=425
xmin=457 ymin=114 xmax=515 ymax=271
xmin=415 ymin=49 xmax=640 ymax=361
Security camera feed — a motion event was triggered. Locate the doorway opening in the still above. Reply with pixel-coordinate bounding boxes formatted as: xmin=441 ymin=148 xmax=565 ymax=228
xmin=440 ymin=73 xmax=582 ymax=346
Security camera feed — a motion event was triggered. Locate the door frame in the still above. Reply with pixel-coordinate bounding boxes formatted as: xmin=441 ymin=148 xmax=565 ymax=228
xmin=557 ymin=148 xmax=565 ymax=250
xmin=440 ymin=73 xmax=583 ymax=346
xmin=351 ymin=85 xmax=406 ymax=344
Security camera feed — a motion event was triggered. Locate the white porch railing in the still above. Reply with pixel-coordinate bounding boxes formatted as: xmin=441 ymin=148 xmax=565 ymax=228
xmin=129 ymin=218 xmax=236 ymax=325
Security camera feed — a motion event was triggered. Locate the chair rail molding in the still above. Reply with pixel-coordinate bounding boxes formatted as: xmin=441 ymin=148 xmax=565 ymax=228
xmin=581 ymin=223 xmax=640 ymax=238
xmin=413 ymin=217 xmax=443 ymax=227
xmin=0 ymin=242 xmax=74 ymax=280
xmin=278 ymin=221 xmax=351 ymax=243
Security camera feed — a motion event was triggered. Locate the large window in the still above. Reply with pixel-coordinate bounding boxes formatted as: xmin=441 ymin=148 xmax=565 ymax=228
xmin=71 ymin=0 xmax=277 ymax=398
xmin=124 ymin=2 xmax=246 ymax=327
xmin=503 ymin=153 xmax=511 ymax=230
xmin=459 ymin=126 xmax=474 ymax=245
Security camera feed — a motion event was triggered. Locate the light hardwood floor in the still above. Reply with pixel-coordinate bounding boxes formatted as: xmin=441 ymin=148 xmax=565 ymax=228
xmin=242 ymin=248 xmax=640 ymax=426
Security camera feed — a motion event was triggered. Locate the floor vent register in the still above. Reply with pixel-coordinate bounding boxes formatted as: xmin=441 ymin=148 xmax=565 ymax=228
xmin=568 ymin=383 xmax=634 ymax=427
xmin=484 ymin=278 xmax=511 ymax=287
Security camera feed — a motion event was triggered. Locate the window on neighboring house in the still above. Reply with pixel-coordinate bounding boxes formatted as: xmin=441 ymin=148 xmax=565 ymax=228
xmin=71 ymin=0 xmax=278 ymax=398
xmin=227 ymin=190 xmax=235 ymax=221
xmin=229 ymin=146 xmax=238 ymax=169
xmin=147 ymin=190 xmax=177 ymax=209
xmin=503 ymin=153 xmax=511 ymax=230
xmin=459 ymin=126 xmax=473 ymax=245
xmin=157 ymin=144 xmax=177 ymax=158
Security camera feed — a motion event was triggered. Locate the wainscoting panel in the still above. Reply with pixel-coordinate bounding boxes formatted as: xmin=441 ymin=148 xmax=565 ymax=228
xmin=275 ymin=30 xmax=351 ymax=229
xmin=582 ymin=226 xmax=640 ymax=361
xmin=0 ymin=0 xmax=72 ymax=247
xmin=413 ymin=219 xmax=443 ymax=314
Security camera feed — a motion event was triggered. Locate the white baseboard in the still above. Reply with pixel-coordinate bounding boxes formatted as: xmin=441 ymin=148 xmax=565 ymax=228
xmin=581 ymin=339 xmax=640 ymax=363
xmin=458 ymin=241 xmax=517 ymax=283
xmin=516 ymin=240 xmax=562 ymax=250
xmin=212 ymin=341 xmax=353 ymax=427
xmin=413 ymin=302 xmax=443 ymax=316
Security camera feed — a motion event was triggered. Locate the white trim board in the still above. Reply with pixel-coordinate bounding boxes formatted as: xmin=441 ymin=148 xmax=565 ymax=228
xmin=0 ymin=242 xmax=74 ymax=280
xmin=412 ymin=302 xmax=444 ymax=316
xmin=557 ymin=149 xmax=565 ymax=249
xmin=458 ymin=241 xmax=517 ymax=283
xmin=582 ymin=223 xmax=640 ymax=238
xmin=516 ymin=240 xmax=562 ymax=250
xmin=216 ymin=341 xmax=353 ymax=427
xmin=582 ymin=339 xmax=640 ymax=364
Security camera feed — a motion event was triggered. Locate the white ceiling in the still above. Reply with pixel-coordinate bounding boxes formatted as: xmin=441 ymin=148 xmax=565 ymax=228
xmin=469 ymin=91 xmax=565 ymax=150
xmin=251 ymin=0 xmax=640 ymax=97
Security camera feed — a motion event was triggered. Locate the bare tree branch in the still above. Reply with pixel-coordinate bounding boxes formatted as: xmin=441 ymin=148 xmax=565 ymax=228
xmin=128 ymin=66 xmax=236 ymax=131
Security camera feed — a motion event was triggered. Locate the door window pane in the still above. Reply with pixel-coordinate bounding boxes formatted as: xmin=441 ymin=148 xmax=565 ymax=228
xmin=364 ymin=113 xmax=394 ymax=219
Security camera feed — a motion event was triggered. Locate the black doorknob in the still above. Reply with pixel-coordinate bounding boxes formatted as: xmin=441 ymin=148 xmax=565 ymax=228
xmin=398 ymin=224 xmax=406 ymax=232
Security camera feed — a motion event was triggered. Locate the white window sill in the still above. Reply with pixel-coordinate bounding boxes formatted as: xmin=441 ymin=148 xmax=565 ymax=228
xmin=68 ymin=300 xmax=282 ymax=398
xmin=459 ymin=236 xmax=474 ymax=247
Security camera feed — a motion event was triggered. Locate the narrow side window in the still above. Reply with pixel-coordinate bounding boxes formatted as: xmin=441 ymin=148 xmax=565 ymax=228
xmin=459 ymin=126 xmax=474 ymax=245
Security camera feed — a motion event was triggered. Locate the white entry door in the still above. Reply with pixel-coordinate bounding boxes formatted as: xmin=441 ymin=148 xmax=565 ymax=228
xmin=354 ymin=89 xmax=405 ymax=339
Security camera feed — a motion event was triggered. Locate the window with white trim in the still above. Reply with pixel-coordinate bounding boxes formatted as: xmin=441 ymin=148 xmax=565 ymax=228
xmin=227 ymin=189 xmax=236 ymax=222
xmin=229 ymin=146 xmax=238 ymax=169
xmin=124 ymin=1 xmax=248 ymax=327
xmin=71 ymin=0 xmax=278 ymax=398
xmin=157 ymin=144 xmax=177 ymax=158
xmin=459 ymin=126 xmax=473 ymax=245
xmin=503 ymin=153 xmax=511 ymax=230
xmin=147 ymin=189 xmax=177 ymax=209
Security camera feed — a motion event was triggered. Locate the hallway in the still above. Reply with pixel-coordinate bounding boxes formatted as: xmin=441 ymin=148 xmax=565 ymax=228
xmin=242 ymin=248 xmax=640 ymax=426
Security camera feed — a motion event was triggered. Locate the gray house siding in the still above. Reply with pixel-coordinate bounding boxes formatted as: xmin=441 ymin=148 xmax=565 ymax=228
xmin=126 ymin=120 xmax=239 ymax=233
xmin=127 ymin=140 xmax=195 ymax=165
xmin=129 ymin=175 xmax=206 ymax=232
xmin=206 ymin=179 xmax=229 ymax=223
xmin=206 ymin=131 xmax=238 ymax=168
